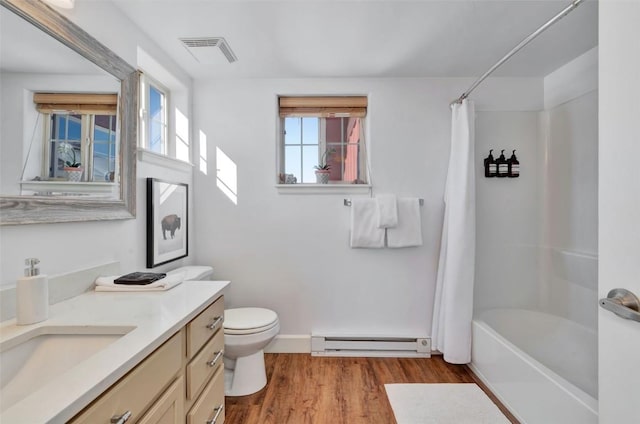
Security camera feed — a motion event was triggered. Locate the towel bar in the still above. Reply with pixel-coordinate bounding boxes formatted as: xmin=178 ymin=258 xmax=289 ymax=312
xmin=344 ymin=198 xmax=424 ymax=206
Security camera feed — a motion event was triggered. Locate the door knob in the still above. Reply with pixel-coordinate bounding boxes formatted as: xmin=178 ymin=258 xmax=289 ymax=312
xmin=599 ymin=288 xmax=640 ymax=322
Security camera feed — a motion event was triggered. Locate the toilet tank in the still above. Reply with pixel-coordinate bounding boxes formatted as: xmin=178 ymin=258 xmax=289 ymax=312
xmin=167 ymin=266 xmax=213 ymax=281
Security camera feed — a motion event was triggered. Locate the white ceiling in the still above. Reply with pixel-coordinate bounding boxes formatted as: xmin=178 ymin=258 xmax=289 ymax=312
xmin=111 ymin=0 xmax=598 ymax=80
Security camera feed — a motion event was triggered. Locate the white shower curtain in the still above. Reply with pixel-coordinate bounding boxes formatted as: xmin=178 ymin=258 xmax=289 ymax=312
xmin=431 ymin=99 xmax=476 ymax=364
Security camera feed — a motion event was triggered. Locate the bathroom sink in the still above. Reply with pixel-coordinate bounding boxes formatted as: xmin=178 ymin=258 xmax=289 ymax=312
xmin=0 ymin=325 xmax=134 ymax=410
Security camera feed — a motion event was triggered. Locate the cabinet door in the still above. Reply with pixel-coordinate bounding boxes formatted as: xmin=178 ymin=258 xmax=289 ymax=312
xmin=138 ymin=376 xmax=184 ymax=424
xmin=70 ymin=331 xmax=183 ymax=424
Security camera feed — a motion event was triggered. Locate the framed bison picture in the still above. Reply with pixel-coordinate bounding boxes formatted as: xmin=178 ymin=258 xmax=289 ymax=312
xmin=146 ymin=178 xmax=188 ymax=267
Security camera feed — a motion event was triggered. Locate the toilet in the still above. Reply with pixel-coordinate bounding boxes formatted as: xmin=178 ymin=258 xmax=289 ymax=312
xmin=168 ymin=266 xmax=279 ymax=396
xmin=223 ymin=307 xmax=280 ymax=396
xmin=167 ymin=265 xmax=214 ymax=281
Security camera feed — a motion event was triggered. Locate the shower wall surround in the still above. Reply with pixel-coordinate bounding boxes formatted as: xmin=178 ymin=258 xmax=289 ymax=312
xmin=474 ymin=47 xmax=598 ymax=327
xmin=541 ymin=91 xmax=598 ymax=328
xmin=475 ymin=111 xmax=541 ymax=312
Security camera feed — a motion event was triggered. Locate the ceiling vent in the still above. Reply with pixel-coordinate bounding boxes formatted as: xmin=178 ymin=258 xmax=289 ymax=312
xmin=179 ymin=37 xmax=238 ymax=64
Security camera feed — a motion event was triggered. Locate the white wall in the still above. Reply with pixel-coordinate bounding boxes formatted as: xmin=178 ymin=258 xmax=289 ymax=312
xmin=192 ymin=77 xmax=542 ymax=337
xmin=0 ymin=2 xmax=194 ymax=288
xmin=598 ymin=1 xmax=640 ymax=422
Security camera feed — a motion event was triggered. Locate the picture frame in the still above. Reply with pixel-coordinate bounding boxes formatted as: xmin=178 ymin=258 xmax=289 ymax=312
xmin=147 ymin=178 xmax=188 ymax=267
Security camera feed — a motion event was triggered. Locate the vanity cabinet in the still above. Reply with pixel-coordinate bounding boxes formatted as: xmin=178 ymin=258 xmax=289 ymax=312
xmin=69 ymin=295 xmax=225 ymax=424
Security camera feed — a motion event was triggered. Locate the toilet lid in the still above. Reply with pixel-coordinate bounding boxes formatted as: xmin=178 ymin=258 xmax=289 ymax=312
xmin=224 ymin=308 xmax=278 ymax=334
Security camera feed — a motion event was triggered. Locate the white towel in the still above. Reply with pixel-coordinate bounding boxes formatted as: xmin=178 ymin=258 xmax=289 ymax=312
xmin=94 ymin=271 xmax=185 ymax=292
xmin=350 ymin=199 xmax=385 ymax=248
xmin=387 ymin=198 xmax=423 ymax=248
xmin=376 ymin=194 xmax=398 ymax=228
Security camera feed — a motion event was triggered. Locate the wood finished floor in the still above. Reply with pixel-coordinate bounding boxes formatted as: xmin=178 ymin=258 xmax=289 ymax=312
xmin=225 ymin=353 xmax=518 ymax=424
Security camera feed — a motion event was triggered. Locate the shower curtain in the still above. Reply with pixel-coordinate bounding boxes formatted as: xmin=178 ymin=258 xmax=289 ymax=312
xmin=431 ymin=99 xmax=476 ymax=364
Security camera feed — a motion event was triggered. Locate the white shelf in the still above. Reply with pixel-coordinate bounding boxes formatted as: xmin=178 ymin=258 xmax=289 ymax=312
xmin=20 ymin=180 xmax=118 ymax=196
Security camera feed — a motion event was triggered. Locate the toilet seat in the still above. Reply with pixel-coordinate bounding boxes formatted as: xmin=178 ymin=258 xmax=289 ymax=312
xmin=224 ymin=308 xmax=279 ymax=335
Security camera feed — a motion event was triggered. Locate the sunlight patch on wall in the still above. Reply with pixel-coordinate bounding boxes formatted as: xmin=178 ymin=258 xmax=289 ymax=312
xmin=199 ymin=130 xmax=208 ymax=175
xmin=175 ymin=107 xmax=190 ymax=162
xmin=216 ymin=146 xmax=237 ymax=205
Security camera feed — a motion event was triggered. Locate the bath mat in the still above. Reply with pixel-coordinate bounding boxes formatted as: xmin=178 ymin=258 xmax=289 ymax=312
xmin=384 ymin=383 xmax=510 ymax=424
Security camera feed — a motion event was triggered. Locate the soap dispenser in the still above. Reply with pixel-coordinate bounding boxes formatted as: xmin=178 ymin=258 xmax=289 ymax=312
xmin=484 ymin=149 xmax=497 ymax=178
xmin=508 ymin=149 xmax=520 ymax=178
xmin=496 ymin=149 xmax=509 ymax=178
xmin=16 ymin=258 xmax=48 ymax=325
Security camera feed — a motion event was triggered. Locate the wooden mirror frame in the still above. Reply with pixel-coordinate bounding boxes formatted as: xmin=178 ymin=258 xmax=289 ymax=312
xmin=0 ymin=0 xmax=137 ymax=225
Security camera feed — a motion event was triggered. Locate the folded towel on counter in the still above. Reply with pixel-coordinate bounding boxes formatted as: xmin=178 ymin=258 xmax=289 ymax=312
xmin=387 ymin=198 xmax=423 ymax=248
xmin=376 ymin=194 xmax=398 ymax=228
xmin=350 ymin=199 xmax=385 ymax=248
xmin=95 ymin=271 xmax=185 ymax=292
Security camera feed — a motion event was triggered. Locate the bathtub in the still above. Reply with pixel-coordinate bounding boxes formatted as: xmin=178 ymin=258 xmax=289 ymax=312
xmin=470 ymin=309 xmax=598 ymax=424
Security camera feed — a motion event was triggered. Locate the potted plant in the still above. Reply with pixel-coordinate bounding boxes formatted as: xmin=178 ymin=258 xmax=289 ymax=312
xmin=314 ymin=149 xmax=335 ymax=184
xmin=57 ymin=142 xmax=83 ymax=182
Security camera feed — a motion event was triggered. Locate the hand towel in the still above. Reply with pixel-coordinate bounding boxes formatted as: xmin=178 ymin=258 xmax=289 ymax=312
xmin=387 ymin=198 xmax=423 ymax=248
xmin=376 ymin=194 xmax=398 ymax=228
xmin=350 ymin=199 xmax=385 ymax=248
xmin=94 ymin=271 xmax=185 ymax=292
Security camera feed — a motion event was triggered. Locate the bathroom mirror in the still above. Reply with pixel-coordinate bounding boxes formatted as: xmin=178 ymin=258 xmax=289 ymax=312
xmin=0 ymin=0 xmax=137 ymax=225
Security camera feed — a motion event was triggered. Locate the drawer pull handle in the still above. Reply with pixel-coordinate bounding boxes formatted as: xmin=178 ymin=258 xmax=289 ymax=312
xmin=207 ymin=350 xmax=224 ymax=367
xmin=206 ymin=316 xmax=223 ymax=331
xmin=206 ymin=405 xmax=224 ymax=424
xmin=110 ymin=411 xmax=132 ymax=424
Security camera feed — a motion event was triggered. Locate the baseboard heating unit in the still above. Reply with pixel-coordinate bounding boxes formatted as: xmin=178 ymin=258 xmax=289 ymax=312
xmin=311 ymin=336 xmax=431 ymax=357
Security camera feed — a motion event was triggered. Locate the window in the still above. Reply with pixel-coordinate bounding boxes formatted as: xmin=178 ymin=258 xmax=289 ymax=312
xmin=278 ymin=96 xmax=368 ymax=185
xmin=140 ymin=73 xmax=168 ymax=155
xmin=34 ymin=93 xmax=118 ymax=182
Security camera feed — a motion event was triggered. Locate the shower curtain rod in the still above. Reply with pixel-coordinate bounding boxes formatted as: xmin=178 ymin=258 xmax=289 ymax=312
xmin=450 ymin=0 xmax=585 ymax=105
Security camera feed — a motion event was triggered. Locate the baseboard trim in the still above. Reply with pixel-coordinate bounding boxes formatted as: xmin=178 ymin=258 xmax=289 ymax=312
xmin=264 ymin=335 xmax=311 ymax=353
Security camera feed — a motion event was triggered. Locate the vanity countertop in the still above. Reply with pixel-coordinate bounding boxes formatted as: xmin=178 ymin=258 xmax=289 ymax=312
xmin=0 ymin=280 xmax=230 ymax=423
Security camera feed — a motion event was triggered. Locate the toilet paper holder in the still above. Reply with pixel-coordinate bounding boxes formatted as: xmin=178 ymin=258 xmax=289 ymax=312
xmin=599 ymin=288 xmax=640 ymax=322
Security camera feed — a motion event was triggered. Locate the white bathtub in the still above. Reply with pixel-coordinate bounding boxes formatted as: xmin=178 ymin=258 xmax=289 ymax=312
xmin=470 ymin=309 xmax=598 ymax=424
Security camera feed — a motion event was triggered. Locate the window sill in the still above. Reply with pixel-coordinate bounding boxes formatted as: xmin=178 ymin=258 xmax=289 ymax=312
xmin=138 ymin=149 xmax=193 ymax=173
xmin=276 ymin=184 xmax=372 ymax=195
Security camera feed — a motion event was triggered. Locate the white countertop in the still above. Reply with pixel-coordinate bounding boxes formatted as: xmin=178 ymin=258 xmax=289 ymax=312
xmin=0 ymin=280 xmax=230 ymax=424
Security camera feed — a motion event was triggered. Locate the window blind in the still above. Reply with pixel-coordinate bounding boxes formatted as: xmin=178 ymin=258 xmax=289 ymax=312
xmin=279 ymin=96 xmax=367 ymax=118
xmin=33 ymin=93 xmax=118 ymax=115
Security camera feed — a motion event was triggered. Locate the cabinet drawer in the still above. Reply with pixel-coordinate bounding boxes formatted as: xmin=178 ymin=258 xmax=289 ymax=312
xmin=70 ymin=330 xmax=183 ymax=424
xmin=187 ymin=295 xmax=224 ymax=358
xmin=187 ymin=367 xmax=225 ymax=424
xmin=186 ymin=329 xmax=224 ymax=400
